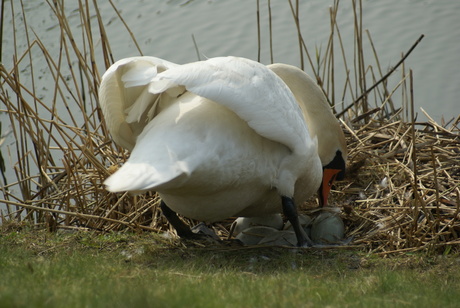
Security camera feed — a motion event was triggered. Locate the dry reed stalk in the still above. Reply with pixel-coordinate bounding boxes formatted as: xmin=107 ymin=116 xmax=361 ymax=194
xmin=1 ymin=0 xmax=160 ymax=232
xmin=268 ymin=0 xmax=273 ymax=64
xmin=286 ymin=0 xmax=316 ymax=77
xmin=256 ymin=0 xmax=274 ymax=64
xmin=256 ymin=0 xmax=261 ymax=62
xmin=0 ymin=0 xmax=5 ymax=63
xmin=337 ymin=34 xmax=425 ymax=119
xmin=191 ymin=34 xmax=201 ymax=61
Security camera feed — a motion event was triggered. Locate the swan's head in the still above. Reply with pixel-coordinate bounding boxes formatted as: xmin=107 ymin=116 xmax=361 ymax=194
xmin=313 ymin=110 xmax=347 ymax=207
xmin=268 ymin=63 xmax=347 ymax=206
xmin=319 ymin=148 xmax=346 ymax=207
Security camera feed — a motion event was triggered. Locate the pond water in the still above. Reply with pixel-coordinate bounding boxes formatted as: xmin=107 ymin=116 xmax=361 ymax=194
xmin=2 ymin=0 xmax=459 ymax=120
xmin=107 ymin=0 xmax=460 ymax=121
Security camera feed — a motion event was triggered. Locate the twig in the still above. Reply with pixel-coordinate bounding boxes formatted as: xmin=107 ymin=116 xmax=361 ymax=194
xmin=337 ymin=34 xmax=425 ymax=118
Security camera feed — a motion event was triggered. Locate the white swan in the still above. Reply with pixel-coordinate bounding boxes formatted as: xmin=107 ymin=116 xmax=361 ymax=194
xmin=99 ymin=56 xmax=346 ymax=246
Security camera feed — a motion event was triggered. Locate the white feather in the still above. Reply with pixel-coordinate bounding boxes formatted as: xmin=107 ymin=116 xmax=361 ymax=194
xmin=149 ymin=57 xmax=312 ymax=156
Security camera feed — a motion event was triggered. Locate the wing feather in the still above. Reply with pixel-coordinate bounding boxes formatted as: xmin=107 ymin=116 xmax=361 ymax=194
xmin=148 ymin=57 xmax=312 ymax=156
xmin=98 ymin=56 xmax=179 ymax=150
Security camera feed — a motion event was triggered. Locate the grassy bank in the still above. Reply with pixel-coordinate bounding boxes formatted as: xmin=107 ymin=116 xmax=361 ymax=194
xmin=1 ymin=229 xmax=460 ymax=307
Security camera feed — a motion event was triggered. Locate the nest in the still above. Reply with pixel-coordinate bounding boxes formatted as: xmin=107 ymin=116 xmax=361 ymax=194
xmin=333 ymin=113 xmax=460 ymax=254
xmin=2 ymin=103 xmax=458 ymax=255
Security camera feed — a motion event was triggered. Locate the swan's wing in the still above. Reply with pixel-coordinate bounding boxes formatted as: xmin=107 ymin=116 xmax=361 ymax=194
xmin=148 ymin=56 xmax=313 ymax=156
xmin=103 ymin=123 xmax=192 ymax=193
xmin=98 ymin=56 xmax=179 ymax=150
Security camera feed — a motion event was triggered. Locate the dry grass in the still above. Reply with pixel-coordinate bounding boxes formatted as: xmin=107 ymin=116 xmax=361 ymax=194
xmin=1 ymin=0 xmax=459 ymax=254
xmin=336 ymin=113 xmax=460 ymax=254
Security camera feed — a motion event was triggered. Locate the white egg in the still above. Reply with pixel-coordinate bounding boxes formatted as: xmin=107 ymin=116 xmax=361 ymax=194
xmin=311 ymin=211 xmax=345 ymax=244
xmin=258 ymin=230 xmax=298 ymax=246
xmin=233 ymin=214 xmax=284 ymax=236
xmin=235 ymin=226 xmax=279 ymax=246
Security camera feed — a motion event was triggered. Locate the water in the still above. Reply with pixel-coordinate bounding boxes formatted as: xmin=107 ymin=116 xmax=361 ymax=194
xmin=101 ymin=0 xmax=459 ymax=120
xmin=2 ymin=0 xmax=459 ymax=120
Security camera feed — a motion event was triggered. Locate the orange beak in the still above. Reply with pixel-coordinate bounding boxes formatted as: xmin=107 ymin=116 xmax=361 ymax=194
xmin=319 ymin=168 xmax=341 ymax=207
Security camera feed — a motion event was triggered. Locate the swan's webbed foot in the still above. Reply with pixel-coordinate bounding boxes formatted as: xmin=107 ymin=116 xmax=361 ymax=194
xmin=160 ymin=201 xmax=220 ymax=242
xmin=190 ymin=222 xmax=220 ymax=241
xmin=281 ymin=196 xmax=314 ymax=247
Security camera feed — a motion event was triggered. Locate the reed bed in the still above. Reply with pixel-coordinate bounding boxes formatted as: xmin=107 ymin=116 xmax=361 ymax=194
xmin=337 ymin=113 xmax=460 ymax=254
xmin=1 ymin=0 xmax=459 ymax=254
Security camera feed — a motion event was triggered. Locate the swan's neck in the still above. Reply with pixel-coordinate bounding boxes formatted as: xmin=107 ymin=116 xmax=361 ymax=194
xmin=268 ymin=63 xmax=346 ymax=166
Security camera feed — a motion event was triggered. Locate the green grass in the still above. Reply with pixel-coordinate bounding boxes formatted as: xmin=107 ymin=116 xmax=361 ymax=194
xmin=1 ymin=230 xmax=459 ymax=308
